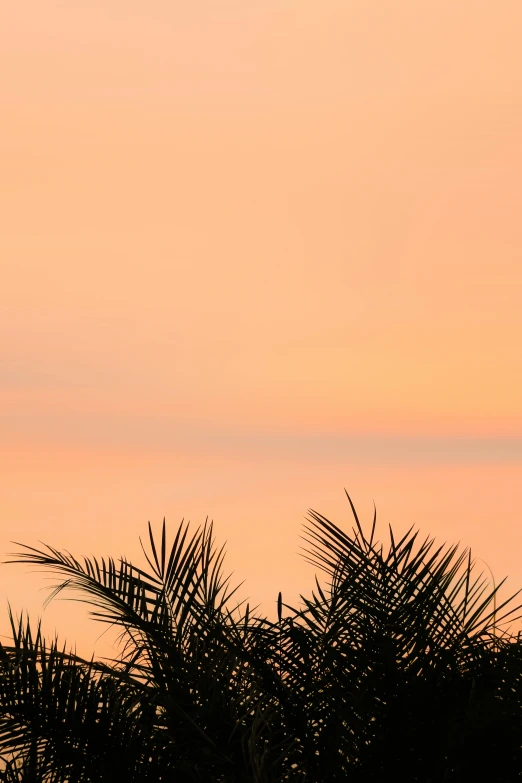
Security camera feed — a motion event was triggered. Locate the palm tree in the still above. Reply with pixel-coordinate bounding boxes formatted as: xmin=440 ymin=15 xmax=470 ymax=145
xmin=1 ymin=492 xmax=522 ymax=781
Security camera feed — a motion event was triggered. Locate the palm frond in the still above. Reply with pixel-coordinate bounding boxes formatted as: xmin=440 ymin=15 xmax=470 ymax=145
xmin=3 ymin=494 xmax=522 ymax=781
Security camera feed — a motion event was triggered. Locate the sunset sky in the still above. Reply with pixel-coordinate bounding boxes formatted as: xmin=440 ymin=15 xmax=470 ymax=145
xmin=2 ymin=0 xmax=522 ymax=658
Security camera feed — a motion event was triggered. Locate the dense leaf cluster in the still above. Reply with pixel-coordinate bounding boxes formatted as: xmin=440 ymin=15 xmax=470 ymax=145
xmin=1 ymin=491 xmax=522 ymax=781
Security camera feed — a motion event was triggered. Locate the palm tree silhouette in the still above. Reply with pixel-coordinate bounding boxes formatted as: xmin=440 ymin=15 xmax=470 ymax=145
xmin=1 ymin=491 xmax=522 ymax=782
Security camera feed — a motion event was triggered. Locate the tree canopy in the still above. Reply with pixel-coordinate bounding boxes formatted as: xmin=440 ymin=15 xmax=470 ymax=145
xmin=1 ymin=491 xmax=522 ymax=782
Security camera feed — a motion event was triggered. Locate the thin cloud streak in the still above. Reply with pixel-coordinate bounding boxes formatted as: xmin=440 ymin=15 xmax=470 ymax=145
xmin=3 ymin=413 xmax=522 ymax=463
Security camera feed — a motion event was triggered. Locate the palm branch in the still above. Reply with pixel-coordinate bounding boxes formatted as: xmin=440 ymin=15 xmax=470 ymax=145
xmin=2 ymin=492 xmax=522 ymax=781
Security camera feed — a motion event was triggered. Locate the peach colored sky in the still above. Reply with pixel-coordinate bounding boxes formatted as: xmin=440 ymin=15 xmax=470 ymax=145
xmin=2 ymin=1 xmax=522 ymax=657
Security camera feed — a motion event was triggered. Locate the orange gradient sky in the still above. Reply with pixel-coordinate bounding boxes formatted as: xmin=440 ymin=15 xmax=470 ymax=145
xmin=2 ymin=0 xmax=522 ymax=658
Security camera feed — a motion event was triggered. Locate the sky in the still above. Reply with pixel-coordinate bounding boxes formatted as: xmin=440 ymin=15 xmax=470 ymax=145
xmin=2 ymin=0 xmax=522 ymax=658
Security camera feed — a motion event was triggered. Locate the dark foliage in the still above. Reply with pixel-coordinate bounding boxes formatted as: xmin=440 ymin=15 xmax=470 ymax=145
xmin=1 ymin=491 xmax=522 ymax=781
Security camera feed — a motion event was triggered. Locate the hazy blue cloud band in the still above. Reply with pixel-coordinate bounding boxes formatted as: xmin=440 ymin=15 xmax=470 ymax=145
xmin=4 ymin=414 xmax=522 ymax=463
